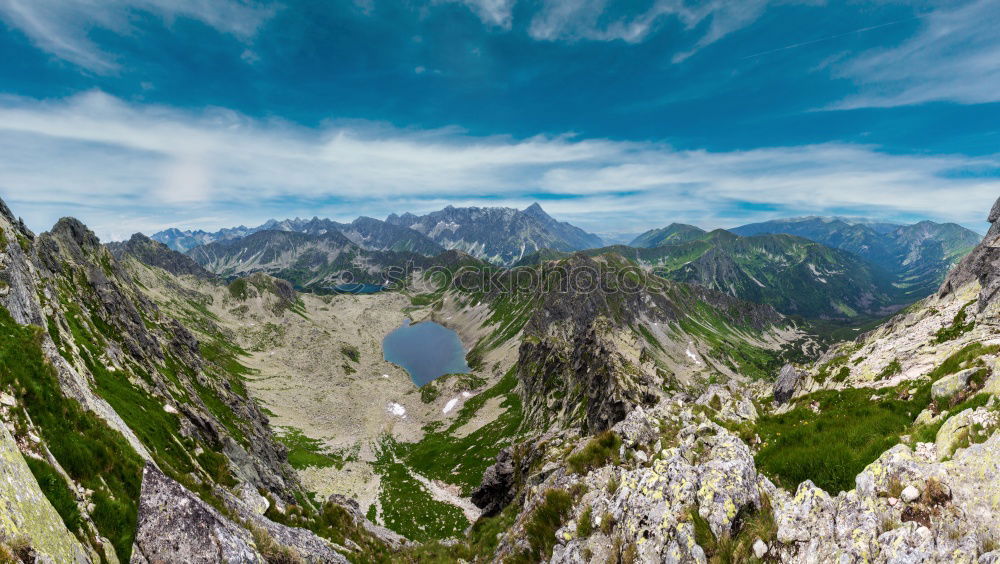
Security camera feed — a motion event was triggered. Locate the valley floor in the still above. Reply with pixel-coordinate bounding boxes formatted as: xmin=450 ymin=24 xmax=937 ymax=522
xmin=136 ymin=267 xmax=522 ymax=542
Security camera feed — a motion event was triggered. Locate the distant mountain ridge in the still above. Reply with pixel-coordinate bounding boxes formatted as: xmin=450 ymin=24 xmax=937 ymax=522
xmin=385 ymin=203 xmax=603 ymax=265
xmin=629 ymin=223 xmax=708 ymax=248
xmin=152 ymin=203 xmax=601 ymax=266
xmin=517 ymin=229 xmax=898 ymax=319
xmin=730 ymin=216 xmax=981 ymax=301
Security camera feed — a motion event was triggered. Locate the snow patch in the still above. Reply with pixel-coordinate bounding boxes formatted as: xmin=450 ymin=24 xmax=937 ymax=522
xmin=443 ymin=398 xmax=459 ymax=414
xmin=807 ymin=263 xmax=828 ymax=283
xmin=387 ymin=402 xmax=407 ymax=418
xmin=686 ymin=347 xmax=702 ymax=365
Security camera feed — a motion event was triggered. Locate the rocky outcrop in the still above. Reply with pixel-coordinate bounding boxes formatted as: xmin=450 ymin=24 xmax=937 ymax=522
xmin=939 ymin=196 xmax=1000 ymax=311
xmin=132 ymin=463 xmax=265 ymax=563
xmin=513 ymin=253 xmax=785 ymax=433
xmin=471 ymin=448 xmax=517 ymax=517
xmin=325 ymin=495 xmax=407 ymax=550
xmin=210 ymin=485 xmax=350 ymax=563
xmin=471 ymin=448 xmax=524 ymax=518
xmin=107 ymin=233 xmax=214 ymax=279
xmin=773 ymin=364 xmax=803 ymax=404
xmin=500 ymin=402 xmax=769 ymax=562
xmin=493 ymin=395 xmax=1000 ymax=563
xmin=0 ymin=425 xmax=90 ymax=563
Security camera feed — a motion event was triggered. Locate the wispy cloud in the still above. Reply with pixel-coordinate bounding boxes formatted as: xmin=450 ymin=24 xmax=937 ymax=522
xmin=0 ymin=0 xmax=275 ymax=73
xmin=439 ymin=0 xmax=785 ymax=61
xmin=836 ymin=0 xmax=1000 ymax=107
xmin=0 ymin=91 xmax=995 ymax=240
xmin=527 ymin=0 xmax=779 ymax=60
xmin=439 ymin=0 xmax=515 ymax=29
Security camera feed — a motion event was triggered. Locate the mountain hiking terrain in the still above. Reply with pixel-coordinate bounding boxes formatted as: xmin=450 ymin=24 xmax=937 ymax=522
xmin=1 ymin=194 xmax=999 ymax=563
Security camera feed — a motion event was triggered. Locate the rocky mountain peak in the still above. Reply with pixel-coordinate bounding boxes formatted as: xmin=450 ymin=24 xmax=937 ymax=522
xmin=107 ymin=233 xmax=215 ymax=279
xmin=50 ymin=216 xmax=101 ymax=251
xmin=522 ymin=202 xmax=550 ymax=219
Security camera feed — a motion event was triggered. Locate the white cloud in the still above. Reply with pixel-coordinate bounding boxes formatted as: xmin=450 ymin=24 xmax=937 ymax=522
xmin=439 ymin=0 xmax=515 ymax=29
xmin=527 ymin=0 xmax=778 ymax=58
xmin=836 ymin=0 xmax=1000 ymax=107
xmin=0 ymin=91 xmax=995 ymax=240
xmin=0 ymin=0 xmax=274 ymax=72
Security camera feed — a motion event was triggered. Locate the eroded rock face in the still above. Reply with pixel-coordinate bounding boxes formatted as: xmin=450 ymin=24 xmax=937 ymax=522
xmin=471 ymin=448 xmax=519 ymax=517
xmin=773 ymin=364 xmax=803 ymax=404
xmin=132 ymin=463 xmax=265 ymax=564
xmin=514 ymin=254 xmax=784 ymax=433
xmin=939 ymin=195 xmax=1000 ymax=310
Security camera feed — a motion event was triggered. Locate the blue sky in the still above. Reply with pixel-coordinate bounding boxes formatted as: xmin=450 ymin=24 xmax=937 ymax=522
xmin=0 ymin=0 xmax=997 ymax=240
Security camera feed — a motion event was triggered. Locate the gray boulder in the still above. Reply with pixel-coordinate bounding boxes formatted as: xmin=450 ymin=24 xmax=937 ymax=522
xmin=132 ymin=463 xmax=265 ymax=563
xmin=932 ymin=368 xmax=974 ymax=400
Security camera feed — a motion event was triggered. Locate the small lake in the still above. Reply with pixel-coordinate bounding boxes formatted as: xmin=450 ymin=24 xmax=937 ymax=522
xmin=331 ymin=283 xmax=384 ymax=294
xmin=382 ymin=320 xmax=471 ymax=387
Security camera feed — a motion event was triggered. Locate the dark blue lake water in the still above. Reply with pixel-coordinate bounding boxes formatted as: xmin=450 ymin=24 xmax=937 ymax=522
xmin=332 ymin=283 xmax=384 ymax=294
xmin=382 ymin=320 xmax=470 ymax=387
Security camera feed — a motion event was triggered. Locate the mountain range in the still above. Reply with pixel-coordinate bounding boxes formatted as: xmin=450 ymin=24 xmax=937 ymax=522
xmin=151 ymin=206 xmax=979 ymax=321
xmin=4 ymin=193 xmax=1000 ymax=562
xmin=153 ymin=203 xmax=602 ymax=267
xmin=730 ymin=216 xmax=980 ymax=301
xmin=516 ymin=218 xmax=979 ymax=320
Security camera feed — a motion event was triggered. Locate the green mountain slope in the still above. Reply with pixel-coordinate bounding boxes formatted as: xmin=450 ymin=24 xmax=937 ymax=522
xmin=731 ymin=216 xmax=981 ymax=300
xmin=629 ymin=223 xmax=709 ymax=247
xmin=515 ymin=232 xmax=896 ymax=319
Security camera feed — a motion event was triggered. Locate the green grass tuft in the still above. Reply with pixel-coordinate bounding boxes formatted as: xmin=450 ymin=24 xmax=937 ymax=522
xmin=24 ymin=457 xmax=83 ymax=536
xmin=567 ymin=431 xmax=622 ymax=475
xmin=754 ymin=384 xmax=931 ymax=494
xmin=509 ymin=489 xmax=573 ymax=563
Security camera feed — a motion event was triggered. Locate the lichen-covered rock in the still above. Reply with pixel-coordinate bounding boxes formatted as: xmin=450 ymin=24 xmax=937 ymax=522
xmin=611 ymin=405 xmax=659 ymax=447
xmin=132 ymin=463 xmax=265 ymax=563
xmin=236 ymin=482 xmax=269 ymax=516
xmin=932 ymin=369 xmax=974 ymax=400
xmin=877 ymin=522 xmax=935 ymax=564
xmin=775 ymin=481 xmax=835 ymax=546
xmin=0 ymin=424 xmax=90 ymax=563
xmin=936 ymin=407 xmax=982 ymax=459
xmin=696 ymin=385 xmax=758 ymax=422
